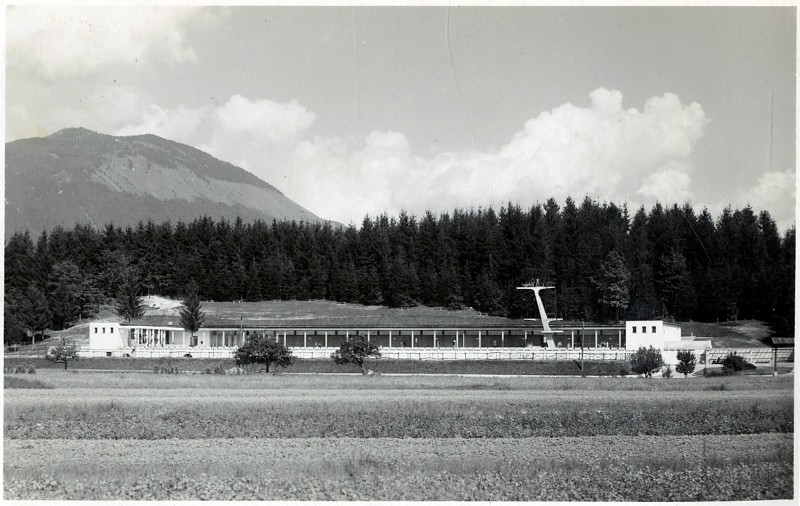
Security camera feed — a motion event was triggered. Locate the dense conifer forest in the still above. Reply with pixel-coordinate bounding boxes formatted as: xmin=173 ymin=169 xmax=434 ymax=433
xmin=4 ymin=197 xmax=795 ymax=343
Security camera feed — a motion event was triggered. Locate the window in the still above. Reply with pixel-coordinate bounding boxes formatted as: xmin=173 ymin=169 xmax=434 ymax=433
xmin=110 ymin=327 xmax=114 ymax=334
xmin=106 ymin=352 xmax=112 ymax=357
xmin=652 ymin=326 xmax=657 ymax=333
xmin=632 ymin=327 xmax=637 ymax=333
xmin=102 ymin=327 xmax=106 ymax=334
xmin=94 ymin=327 xmax=98 ymax=333
xmin=641 ymin=326 xmax=646 ymax=333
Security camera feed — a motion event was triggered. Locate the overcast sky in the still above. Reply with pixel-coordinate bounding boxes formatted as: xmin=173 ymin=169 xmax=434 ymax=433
xmin=6 ymin=6 xmax=796 ymax=230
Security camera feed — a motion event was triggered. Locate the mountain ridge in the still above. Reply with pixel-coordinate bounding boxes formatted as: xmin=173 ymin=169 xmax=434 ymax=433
xmin=5 ymin=128 xmax=329 ymax=240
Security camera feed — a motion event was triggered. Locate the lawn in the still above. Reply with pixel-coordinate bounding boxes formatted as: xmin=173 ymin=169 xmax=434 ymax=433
xmin=3 ymin=356 xmax=637 ymax=375
xmin=3 ymin=371 xmax=794 ymax=500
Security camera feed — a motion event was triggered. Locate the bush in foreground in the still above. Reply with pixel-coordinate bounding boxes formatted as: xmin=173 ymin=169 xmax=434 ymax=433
xmin=332 ymin=339 xmax=381 ymax=374
xmin=235 ymin=334 xmax=293 ymax=373
xmin=45 ymin=337 xmax=78 ymax=370
xmin=721 ymin=353 xmax=754 ymax=375
xmin=630 ymin=346 xmax=664 ymax=378
xmin=676 ymin=350 xmax=696 ymax=377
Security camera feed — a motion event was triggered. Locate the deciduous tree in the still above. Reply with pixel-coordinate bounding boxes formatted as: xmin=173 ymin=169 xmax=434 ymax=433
xmin=235 ymin=334 xmax=293 ymax=373
xmin=675 ymin=350 xmax=696 ymax=377
xmin=630 ymin=346 xmax=664 ymax=378
xmin=332 ymin=338 xmax=381 ymax=374
xmin=46 ymin=336 xmax=79 ymax=370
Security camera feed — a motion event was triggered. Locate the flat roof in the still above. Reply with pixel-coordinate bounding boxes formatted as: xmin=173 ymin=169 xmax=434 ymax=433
xmin=119 ymin=314 xmax=626 ymax=331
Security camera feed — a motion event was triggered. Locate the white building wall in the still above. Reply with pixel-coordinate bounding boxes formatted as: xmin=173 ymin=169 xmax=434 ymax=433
xmin=625 ymin=320 xmax=678 ymax=351
xmin=89 ymin=322 xmax=125 ymax=349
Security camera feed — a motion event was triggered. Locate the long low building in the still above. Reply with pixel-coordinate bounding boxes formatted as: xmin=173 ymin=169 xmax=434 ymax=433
xmin=85 ymin=316 xmax=690 ymax=360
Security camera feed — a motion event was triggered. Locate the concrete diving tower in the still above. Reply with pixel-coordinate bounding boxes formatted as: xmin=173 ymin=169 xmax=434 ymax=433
xmin=516 ymin=284 xmax=562 ymax=349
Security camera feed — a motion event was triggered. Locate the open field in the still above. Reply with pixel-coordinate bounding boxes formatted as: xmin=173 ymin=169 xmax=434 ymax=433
xmin=3 ymin=371 xmax=794 ymax=500
xmin=5 ymin=434 xmax=792 ymax=501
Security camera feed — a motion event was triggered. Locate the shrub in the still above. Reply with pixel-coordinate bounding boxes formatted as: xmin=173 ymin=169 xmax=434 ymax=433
xmin=332 ymin=339 xmax=381 ymax=375
xmin=721 ymin=353 xmax=754 ymax=375
xmin=235 ymin=334 xmax=293 ymax=373
xmin=618 ymin=363 xmax=631 ymax=377
xmin=45 ymin=337 xmax=79 ymax=370
xmin=629 ymin=346 xmax=664 ymax=378
xmin=662 ymin=365 xmax=672 ymax=378
xmin=675 ymin=350 xmax=696 ymax=377
xmin=4 ymin=365 xmax=35 ymax=374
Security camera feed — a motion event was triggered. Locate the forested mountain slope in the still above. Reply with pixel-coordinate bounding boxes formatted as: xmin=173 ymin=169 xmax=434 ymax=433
xmin=5 ymin=128 xmax=325 ymax=241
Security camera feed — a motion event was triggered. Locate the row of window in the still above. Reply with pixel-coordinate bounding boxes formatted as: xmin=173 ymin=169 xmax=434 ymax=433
xmin=94 ymin=327 xmax=114 ymax=334
xmin=631 ymin=326 xmax=657 ymax=334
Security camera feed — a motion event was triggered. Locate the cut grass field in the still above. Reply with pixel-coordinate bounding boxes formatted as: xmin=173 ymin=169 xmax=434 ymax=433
xmin=3 ymin=371 xmax=794 ymax=500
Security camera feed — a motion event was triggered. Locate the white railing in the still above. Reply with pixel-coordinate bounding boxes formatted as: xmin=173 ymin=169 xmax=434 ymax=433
xmin=704 ymin=348 xmax=794 ymax=365
xmin=79 ymin=346 xmax=636 ymax=361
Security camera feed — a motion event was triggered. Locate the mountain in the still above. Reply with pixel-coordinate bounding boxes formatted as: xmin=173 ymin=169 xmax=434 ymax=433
xmin=5 ymin=128 xmax=328 ymax=240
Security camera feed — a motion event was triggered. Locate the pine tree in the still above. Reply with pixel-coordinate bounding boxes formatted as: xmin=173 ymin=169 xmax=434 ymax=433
xmin=18 ymin=285 xmax=53 ymax=345
xmin=593 ymin=250 xmax=631 ymax=322
xmin=115 ymin=271 xmax=145 ymax=324
xmin=179 ymin=280 xmax=206 ymax=344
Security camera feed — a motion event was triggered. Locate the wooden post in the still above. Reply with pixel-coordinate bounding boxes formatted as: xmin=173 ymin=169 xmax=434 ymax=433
xmin=581 ymin=321 xmax=585 ymax=377
xmin=304 ymin=332 xmax=307 ymax=348
xmin=501 ymin=330 xmax=504 ymax=348
xmin=283 ymin=332 xmax=286 ymax=347
xmin=618 ymin=330 xmax=622 ymax=349
xmin=367 ymin=330 xmax=370 ymax=342
xmin=411 ymin=330 xmax=415 ymax=348
xmin=571 ymin=330 xmax=575 ymax=349
xmin=478 ymin=331 xmax=481 ymax=349
xmin=433 ymin=330 xmax=437 ymax=348
xmin=389 ymin=330 xmax=392 ymax=348
xmin=594 ymin=330 xmax=598 ymax=349
xmin=325 ymin=331 xmax=328 ymax=348
xmin=773 ymin=347 xmax=778 ymax=376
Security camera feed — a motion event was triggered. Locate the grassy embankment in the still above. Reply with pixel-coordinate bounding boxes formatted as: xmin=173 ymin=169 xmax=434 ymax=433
xmin=3 ymin=372 xmax=794 ymax=500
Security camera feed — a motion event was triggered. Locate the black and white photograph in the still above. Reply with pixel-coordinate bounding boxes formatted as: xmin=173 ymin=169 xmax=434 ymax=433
xmin=3 ymin=3 xmax=796 ymax=501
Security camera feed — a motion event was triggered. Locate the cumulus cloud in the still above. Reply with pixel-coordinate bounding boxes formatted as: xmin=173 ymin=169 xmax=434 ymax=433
xmin=287 ymin=88 xmax=708 ymax=223
xmin=740 ymin=169 xmax=796 ymax=230
xmin=116 ymin=95 xmax=317 ymax=188
xmin=116 ymin=89 xmax=714 ymax=225
xmin=6 ymin=82 xmax=150 ymax=141
xmin=7 ymin=6 xmax=219 ymax=79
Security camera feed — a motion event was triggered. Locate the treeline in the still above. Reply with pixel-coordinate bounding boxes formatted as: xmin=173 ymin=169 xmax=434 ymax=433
xmin=4 ymin=197 xmax=795 ymax=343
